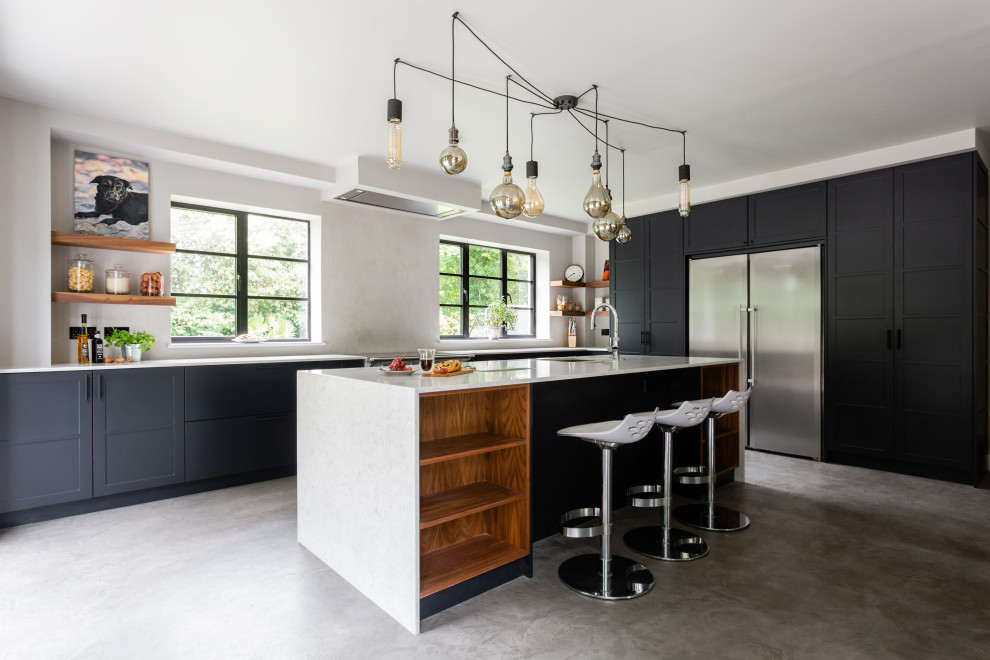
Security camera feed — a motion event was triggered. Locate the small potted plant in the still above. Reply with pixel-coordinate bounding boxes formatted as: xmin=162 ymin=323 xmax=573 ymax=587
xmin=484 ymin=297 xmax=518 ymax=340
xmin=106 ymin=329 xmax=155 ymax=362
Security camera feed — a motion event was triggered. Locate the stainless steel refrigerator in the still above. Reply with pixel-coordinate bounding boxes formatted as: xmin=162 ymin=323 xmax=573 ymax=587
xmin=688 ymin=246 xmax=822 ymax=460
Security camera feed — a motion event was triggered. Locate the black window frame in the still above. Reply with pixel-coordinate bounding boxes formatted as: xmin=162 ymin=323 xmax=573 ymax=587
xmin=439 ymin=240 xmax=536 ymax=339
xmin=170 ymin=201 xmax=311 ymax=342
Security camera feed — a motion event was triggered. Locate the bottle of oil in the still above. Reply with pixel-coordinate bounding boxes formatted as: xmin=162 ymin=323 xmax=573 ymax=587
xmin=78 ymin=314 xmax=90 ymax=364
xmin=92 ymin=330 xmax=104 ymax=364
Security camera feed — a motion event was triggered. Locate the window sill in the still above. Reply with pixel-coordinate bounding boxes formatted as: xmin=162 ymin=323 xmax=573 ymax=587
xmin=438 ymin=337 xmax=554 ymax=344
xmin=167 ymin=340 xmax=327 ymax=349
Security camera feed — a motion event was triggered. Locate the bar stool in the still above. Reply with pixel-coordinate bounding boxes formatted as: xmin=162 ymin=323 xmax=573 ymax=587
xmin=623 ymin=399 xmax=713 ymax=562
xmin=673 ymin=388 xmax=753 ymax=532
xmin=556 ymin=412 xmax=658 ymax=600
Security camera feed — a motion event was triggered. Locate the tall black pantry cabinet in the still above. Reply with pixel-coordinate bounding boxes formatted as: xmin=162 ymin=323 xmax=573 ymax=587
xmin=826 ymin=152 xmax=988 ymax=484
xmin=609 ymin=210 xmax=686 ymax=356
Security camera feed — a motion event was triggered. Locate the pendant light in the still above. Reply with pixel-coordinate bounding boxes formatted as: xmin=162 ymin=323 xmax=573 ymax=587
xmin=440 ymin=13 xmax=468 ymax=175
xmin=595 ymin=121 xmax=622 ymax=240
xmin=583 ymin=86 xmax=611 ymax=219
xmin=678 ymin=132 xmax=690 ymax=217
xmin=386 ymin=59 xmax=402 ymax=170
xmin=522 ymin=112 xmax=546 ymax=218
xmin=490 ymin=76 xmax=525 ymax=219
xmin=616 ymin=149 xmax=632 ymax=244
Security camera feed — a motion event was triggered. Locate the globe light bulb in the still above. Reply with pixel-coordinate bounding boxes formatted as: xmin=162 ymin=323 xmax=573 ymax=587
xmin=616 ymin=219 xmax=632 ymax=244
xmin=521 ymin=160 xmax=544 ymax=218
xmin=440 ymin=126 xmax=467 ymax=175
xmin=491 ymin=171 xmax=525 ymax=219
xmin=679 ymin=164 xmax=691 ymax=217
xmin=386 ymin=98 xmax=402 ymax=170
xmin=593 ymin=211 xmax=621 ymax=241
xmin=583 ymin=169 xmax=611 ymax=219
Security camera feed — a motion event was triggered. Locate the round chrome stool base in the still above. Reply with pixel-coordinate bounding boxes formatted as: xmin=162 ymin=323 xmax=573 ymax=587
xmin=623 ymin=526 xmax=710 ymax=562
xmin=673 ymin=503 xmax=751 ymax=532
xmin=558 ymin=554 xmax=655 ymax=600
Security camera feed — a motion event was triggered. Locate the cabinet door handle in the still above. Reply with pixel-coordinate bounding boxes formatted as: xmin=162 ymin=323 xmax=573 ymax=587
xmin=887 ymin=329 xmax=892 ymax=350
xmin=85 ymin=374 xmax=91 ymax=400
xmin=645 ymin=330 xmax=650 ymax=347
xmin=896 ymin=329 xmax=902 ymax=350
xmin=97 ymin=374 xmax=103 ymax=400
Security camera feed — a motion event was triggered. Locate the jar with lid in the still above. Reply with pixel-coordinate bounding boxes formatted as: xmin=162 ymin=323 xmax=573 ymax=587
xmin=105 ymin=264 xmax=130 ymax=294
xmin=67 ymin=254 xmax=95 ymax=292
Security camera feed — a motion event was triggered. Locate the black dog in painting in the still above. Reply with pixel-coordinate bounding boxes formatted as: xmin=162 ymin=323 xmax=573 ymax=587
xmin=74 ymin=175 xmax=148 ymax=226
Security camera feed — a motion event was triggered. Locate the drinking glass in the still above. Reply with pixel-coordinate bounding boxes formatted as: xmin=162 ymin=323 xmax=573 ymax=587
xmin=418 ymin=348 xmax=436 ymax=371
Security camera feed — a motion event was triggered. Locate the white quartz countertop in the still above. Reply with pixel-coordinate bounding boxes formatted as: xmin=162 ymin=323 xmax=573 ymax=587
xmin=0 ymin=353 xmax=366 ymax=374
xmin=302 ymin=355 xmax=741 ymax=393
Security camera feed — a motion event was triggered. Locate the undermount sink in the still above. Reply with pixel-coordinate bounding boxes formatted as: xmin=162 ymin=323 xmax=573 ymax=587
xmin=536 ymin=356 xmax=621 ymax=362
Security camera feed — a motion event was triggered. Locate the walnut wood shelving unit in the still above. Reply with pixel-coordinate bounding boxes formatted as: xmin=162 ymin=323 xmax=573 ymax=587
xmin=549 ymin=280 xmax=608 ymax=288
xmin=418 ymin=385 xmax=530 ymax=598
xmin=700 ymin=362 xmax=742 ymax=475
xmin=51 ymin=231 xmax=176 ymax=306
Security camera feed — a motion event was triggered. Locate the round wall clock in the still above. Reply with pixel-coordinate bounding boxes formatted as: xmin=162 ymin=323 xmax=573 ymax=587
xmin=564 ymin=264 xmax=584 ymax=282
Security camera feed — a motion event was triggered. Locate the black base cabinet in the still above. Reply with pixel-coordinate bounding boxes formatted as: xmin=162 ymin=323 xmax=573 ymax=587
xmin=0 ymin=372 xmax=93 ymax=513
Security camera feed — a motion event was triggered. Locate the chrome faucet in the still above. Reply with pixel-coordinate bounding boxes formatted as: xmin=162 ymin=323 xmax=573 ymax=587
xmin=590 ymin=303 xmax=620 ymax=360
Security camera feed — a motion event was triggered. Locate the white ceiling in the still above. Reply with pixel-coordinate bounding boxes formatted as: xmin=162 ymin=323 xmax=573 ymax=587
xmin=2 ymin=0 xmax=990 ymax=223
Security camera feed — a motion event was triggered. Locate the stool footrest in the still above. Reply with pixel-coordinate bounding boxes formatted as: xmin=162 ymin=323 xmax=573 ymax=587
xmin=674 ymin=466 xmax=713 ymax=485
xmin=626 ymin=484 xmax=669 ymax=508
xmin=560 ymin=507 xmax=604 ymax=538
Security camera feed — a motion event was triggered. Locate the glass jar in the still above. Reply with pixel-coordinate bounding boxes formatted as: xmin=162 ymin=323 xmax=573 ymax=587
xmin=67 ymin=254 xmax=95 ymax=292
xmin=105 ymin=264 xmax=130 ymax=294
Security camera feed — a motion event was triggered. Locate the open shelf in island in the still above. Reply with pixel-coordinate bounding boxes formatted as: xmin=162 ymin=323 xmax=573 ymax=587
xmin=418 ymin=384 xmax=529 ymax=599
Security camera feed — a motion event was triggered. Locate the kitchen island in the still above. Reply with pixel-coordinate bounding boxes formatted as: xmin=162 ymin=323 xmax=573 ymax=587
xmin=297 ymin=355 xmax=740 ymax=634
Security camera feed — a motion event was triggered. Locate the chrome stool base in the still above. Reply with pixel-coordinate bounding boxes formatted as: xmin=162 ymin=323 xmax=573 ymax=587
xmin=674 ymin=503 xmax=751 ymax=532
xmin=623 ymin=525 xmax=710 ymax=562
xmin=558 ymin=553 xmax=655 ymax=600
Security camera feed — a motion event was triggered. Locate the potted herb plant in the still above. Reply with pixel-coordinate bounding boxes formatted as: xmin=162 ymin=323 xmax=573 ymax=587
xmin=484 ymin=297 xmax=518 ymax=340
xmin=106 ymin=329 xmax=155 ymax=362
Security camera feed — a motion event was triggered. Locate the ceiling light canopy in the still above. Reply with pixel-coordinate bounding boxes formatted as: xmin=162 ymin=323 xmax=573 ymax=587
xmin=386 ymin=11 xmax=692 ymax=241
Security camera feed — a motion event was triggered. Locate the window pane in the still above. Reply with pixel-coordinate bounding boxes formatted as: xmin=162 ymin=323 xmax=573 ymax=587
xmin=439 ymin=307 xmax=462 ymax=336
xmin=439 ymin=275 xmax=461 ymax=305
xmin=469 ymin=307 xmax=488 ymax=337
xmin=171 ymin=253 xmax=235 ymax=295
xmin=469 ymin=278 xmax=501 ymax=306
xmin=507 ymin=281 xmax=531 ymax=307
xmin=440 ymin=243 xmax=461 ymax=274
xmin=507 ymin=309 xmax=533 ymax=336
xmin=507 ymin=252 xmax=531 ymax=281
xmin=248 ymin=299 xmax=309 ymax=339
xmin=171 ymin=297 xmax=236 ymax=337
xmin=248 ymin=215 xmax=308 ymax=259
xmin=170 ymin=208 xmax=235 ymax=253
xmin=468 ymin=246 xmax=501 ymax=277
xmin=248 ymin=258 xmax=308 ymax=298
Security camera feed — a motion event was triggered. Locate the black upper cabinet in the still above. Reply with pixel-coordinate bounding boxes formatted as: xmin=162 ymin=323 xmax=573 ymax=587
xmin=748 ymin=181 xmax=827 ymax=245
xmin=684 ymin=197 xmax=748 ymax=253
xmin=93 ymin=368 xmax=184 ymax=496
xmin=610 ymin=215 xmax=647 ymax=355
xmin=0 ymin=372 xmax=93 ymax=513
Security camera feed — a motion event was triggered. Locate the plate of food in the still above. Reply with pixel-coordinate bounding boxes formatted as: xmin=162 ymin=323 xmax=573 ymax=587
xmin=231 ymin=334 xmax=266 ymax=343
xmin=379 ymin=357 xmax=417 ymax=375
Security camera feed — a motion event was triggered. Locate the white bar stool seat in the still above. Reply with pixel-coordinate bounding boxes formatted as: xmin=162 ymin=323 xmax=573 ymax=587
xmin=555 ymin=412 xmax=657 ymax=600
xmin=673 ymin=388 xmax=753 ymax=532
xmin=623 ymin=399 xmax=714 ymax=562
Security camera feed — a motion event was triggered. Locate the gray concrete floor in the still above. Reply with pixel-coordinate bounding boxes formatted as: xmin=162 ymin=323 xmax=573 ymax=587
xmin=1 ymin=451 xmax=988 ymax=659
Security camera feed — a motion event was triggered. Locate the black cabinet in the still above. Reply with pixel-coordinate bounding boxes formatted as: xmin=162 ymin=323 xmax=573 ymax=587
xmin=93 ymin=368 xmax=184 ymax=496
xmin=748 ymin=182 xmax=827 ymax=245
xmin=610 ymin=212 xmax=686 ymax=356
xmin=826 ymin=153 xmax=988 ymax=483
xmin=0 ymin=372 xmax=93 ymax=512
xmin=684 ymin=197 xmax=748 ymax=253
xmin=185 ymin=414 xmax=295 ymax=481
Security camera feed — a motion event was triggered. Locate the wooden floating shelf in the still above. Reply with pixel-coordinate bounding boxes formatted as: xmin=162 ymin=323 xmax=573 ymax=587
xmin=51 ymin=292 xmax=176 ymax=306
xmin=419 ymin=481 xmax=525 ymax=529
xmin=419 ymin=432 xmax=526 ymax=466
xmin=420 ymin=534 xmax=529 ymax=598
xmin=549 ymin=310 xmax=609 ymax=317
xmin=549 ymin=280 xmax=609 ymax=288
xmin=51 ymin=231 xmax=176 ymax=254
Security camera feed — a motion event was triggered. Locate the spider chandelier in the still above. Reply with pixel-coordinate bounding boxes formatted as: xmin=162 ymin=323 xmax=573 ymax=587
xmin=385 ymin=12 xmax=691 ymax=242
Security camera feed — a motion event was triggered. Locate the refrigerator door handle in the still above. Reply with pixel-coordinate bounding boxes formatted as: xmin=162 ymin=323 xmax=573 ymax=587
xmin=748 ymin=306 xmax=757 ymax=386
xmin=740 ymin=306 xmax=755 ymax=384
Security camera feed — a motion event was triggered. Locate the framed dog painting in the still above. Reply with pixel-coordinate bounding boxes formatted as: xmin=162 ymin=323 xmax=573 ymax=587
xmin=73 ymin=150 xmax=150 ymax=240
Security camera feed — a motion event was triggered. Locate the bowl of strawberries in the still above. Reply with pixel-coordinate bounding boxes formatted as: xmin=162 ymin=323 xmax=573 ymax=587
xmin=378 ymin=356 xmax=416 ymax=375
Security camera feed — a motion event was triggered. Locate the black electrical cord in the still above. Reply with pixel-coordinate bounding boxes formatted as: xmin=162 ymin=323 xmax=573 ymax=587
xmin=505 ymin=76 xmax=510 ymax=154
xmin=396 ymin=60 xmax=554 ymax=109
xmin=393 ymin=58 xmax=398 ymax=98
xmin=566 ymin=109 xmax=622 ymax=151
xmin=605 ymin=120 xmax=610 ymax=189
xmin=530 ymin=109 xmax=562 ymax=161
xmin=450 ymin=14 xmax=456 ymax=125
xmin=574 ymin=106 xmax=685 ymax=135
xmin=621 ymin=148 xmax=626 ymax=217
xmin=507 ymin=76 xmax=554 ymax=108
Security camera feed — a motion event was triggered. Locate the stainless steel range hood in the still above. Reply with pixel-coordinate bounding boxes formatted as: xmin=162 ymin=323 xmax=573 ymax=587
xmin=331 ymin=156 xmax=479 ymax=219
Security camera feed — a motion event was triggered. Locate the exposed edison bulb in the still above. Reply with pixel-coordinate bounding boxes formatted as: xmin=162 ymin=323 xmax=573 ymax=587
xmin=522 ymin=160 xmax=544 ymax=217
xmin=584 ymin=169 xmax=611 ymax=218
xmin=440 ymin=126 xmax=467 ymax=175
xmin=491 ymin=171 xmax=525 ymax=219
xmin=616 ymin=219 xmax=632 ymax=244
xmin=386 ymin=99 xmax=402 ymax=170
xmin=593 ymin=211 xmax=621 ymax=241
xmin=679 ymin=164 xmax=691 ymax=217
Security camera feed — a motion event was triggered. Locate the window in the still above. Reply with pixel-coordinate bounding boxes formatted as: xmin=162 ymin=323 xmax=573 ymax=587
xmin=439 ymin=241 xmax=535 ymax=338
xmin=170 ymin=202 xmax=310 ymax=341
